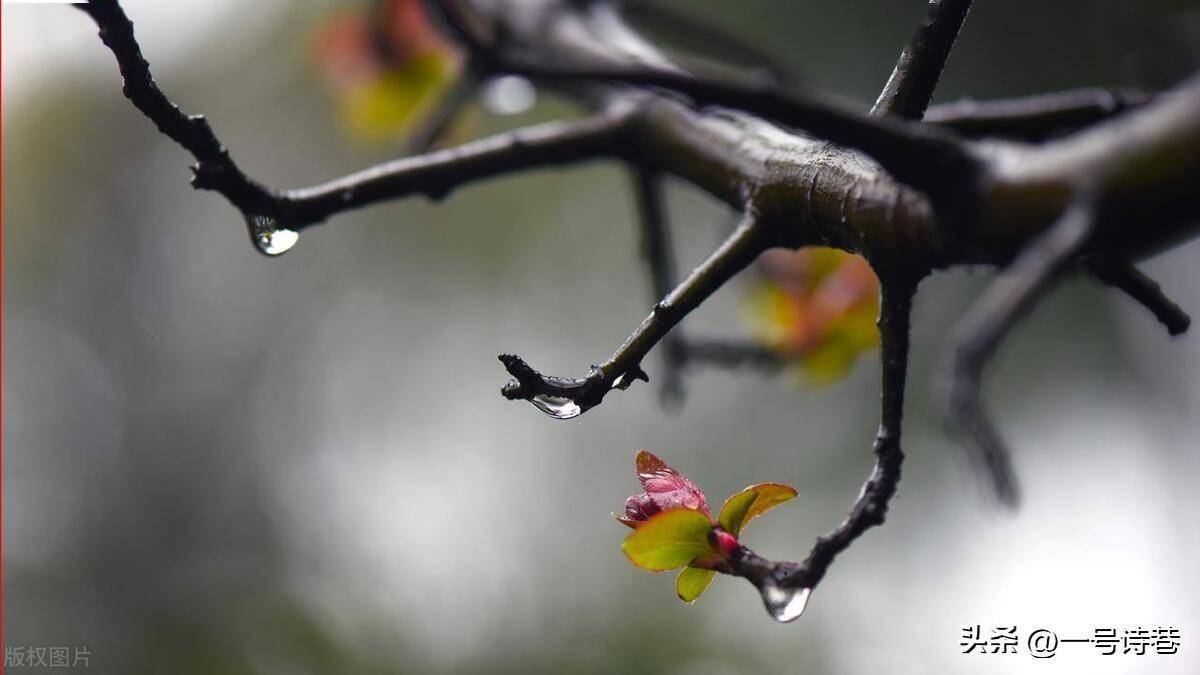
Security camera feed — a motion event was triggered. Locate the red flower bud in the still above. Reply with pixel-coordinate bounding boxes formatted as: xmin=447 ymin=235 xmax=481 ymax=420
xmin=616 ymin=451 xmax=711 ymax=528
xmin=711 ymin=529 xmax=740 ymax=557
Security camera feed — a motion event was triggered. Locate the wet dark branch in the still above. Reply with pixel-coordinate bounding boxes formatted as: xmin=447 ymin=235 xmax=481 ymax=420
xmin=80 ymin=0 xmax=634 ymax=241
xmin=430 ymin=0 xmax=983 ymax=214
xmin=77 ymin=0 xmax=275 ymax=215
xmin=500 ymin=210 xmax=772 ymax=418
xmin=925 ymin=88 xmax=1153 ymax=140
xmin=872 ymin=0 xmax=974 ymax=119
xmin=1086 ymin=257 xmax=1191 ymax=336
xmin=717 ymin=271 xmax=923 ymax=618
xmin=785 ymin=271 xmax=922 ymax=588
xmin=278 ymin=111 xmax=635 ymax=227
xmin=631 ymin=170 xmax=686 ymax=404
xmin=937 ymin=200 xmax=1098 ymax=506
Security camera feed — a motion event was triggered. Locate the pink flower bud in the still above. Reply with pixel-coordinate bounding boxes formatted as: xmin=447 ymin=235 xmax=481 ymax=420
xmin=616 ymin=451 xmax=711 ymax=528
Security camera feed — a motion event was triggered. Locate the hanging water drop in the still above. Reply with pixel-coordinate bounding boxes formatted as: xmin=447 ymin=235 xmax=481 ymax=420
xmin=761 ymin=583 xmax=811 ymax=623
xmin=528 ymin=394 xmax=582 ymax=420
xmin=246 ymin=214 xmax=299 ymax=256
xmin=258 ymin=228 xmax=299 ymax=255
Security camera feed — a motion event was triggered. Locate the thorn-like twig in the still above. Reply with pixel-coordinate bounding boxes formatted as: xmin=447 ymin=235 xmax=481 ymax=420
xmin=1086 ymin=257 xmax=1191 ymax=336
xmin=937 ymin=200 xmax=1098 ymax=506
xmin=872 ymin=0 xmax=974 ymax=119
xmin=501 ymin=209 xmax=771 ymax=418
xmin=925 ymin=88 xmax=1152 ymax=140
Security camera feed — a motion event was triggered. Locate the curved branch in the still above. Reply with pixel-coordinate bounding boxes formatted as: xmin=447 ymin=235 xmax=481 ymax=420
xmin=80 ymin=0 xmax=635 ymax=250
xmin=937 ymin=199 xmax=1098 ymax=506
xmin=716 ymin=270 xmax=924 ymax=619
xmin=871 ymin=0 xmax=975 ymax=119
xmin=77 ymin=1 xmax=275 ymax=214
xmin=925 ymin=88 xmax=1152 ymax=140
xmin=501 ymin=209 xmax=772 ymax=418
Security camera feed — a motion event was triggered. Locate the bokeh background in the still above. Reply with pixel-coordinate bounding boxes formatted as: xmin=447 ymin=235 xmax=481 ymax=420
xmin=6 ymin=1 xmax=1200 ymax=673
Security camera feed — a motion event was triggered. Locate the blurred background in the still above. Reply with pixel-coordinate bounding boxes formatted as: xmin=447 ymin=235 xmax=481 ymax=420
xmin=5 ymin=1 xmax=1200 ymax=672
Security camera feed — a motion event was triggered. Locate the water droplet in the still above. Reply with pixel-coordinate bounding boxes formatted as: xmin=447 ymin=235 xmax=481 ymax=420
xmin=482 ymin=75 xmax=537 ymax=116
xmin=528 ymin=394 xmax=582 ymax=420
xmin=761 ymin=583 xmax=811 ymax=623
xmin=246 ymin=214 xmax=299 ymax=256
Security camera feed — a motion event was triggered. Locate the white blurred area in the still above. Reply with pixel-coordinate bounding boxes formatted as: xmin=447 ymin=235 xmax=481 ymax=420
xmin=2 ymin=1 xmax=291 ymax=100
xmin=5 ymin=1 xmax=1200 ymax=673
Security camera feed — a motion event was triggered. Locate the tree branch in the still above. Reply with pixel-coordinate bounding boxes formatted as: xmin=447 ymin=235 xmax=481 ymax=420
xmin=277 ymin=110 xmax=635 ymax=227
xmin=937 ymin=200 xmax=1098 ymax=505
xmin=925 ymin=88 xmax=1152 ymax=140
xmin=80 ymin=0 xmax=637 ymax=254
xmin=500 ymin=209 xmax=772 ymax=418
xmin=77 ymin=1 xmax=276 ymax=215
xmin=1086 ymin=257 xmax=1191 ymax=336
xmin=82 ymin=0 xmax=1200 ymax=621
xmin=717 ymin=269 xmax=924 ymax=620
xmin=872 ymin=0 xmax=974 ymax=119
xmin=429 ymin=0 xmax=984 ymax=217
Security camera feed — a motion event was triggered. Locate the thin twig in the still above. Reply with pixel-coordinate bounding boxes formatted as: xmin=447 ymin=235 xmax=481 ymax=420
xmin=278 ymin=111 xmax=636 ymax=228
xmin=77 ymin=1 xmax=275 ymax=214
xmin=937 ymin=200 xmax=1098 ymax=506
xmin=925 ymin=88 xmax=1152 ymax=140
xmin=723 ymin=270 xmax=924 ymax=609
xmin=501 ymin=209 xmax=772 ymax=417
xmin=79 ymin=0 xmax=635 ymax=238
xmin=872 ymin=0 xmax=974 ymax=119
xmin=1086 ymin=257 xmax=1191 ymax=336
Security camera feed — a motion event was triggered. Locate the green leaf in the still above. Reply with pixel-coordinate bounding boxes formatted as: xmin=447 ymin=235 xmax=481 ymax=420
xmin=675 ymin=567 xmax=716 ymax=603
xmin=718 ymin=483 xmax=798 ymax=536
xmin=621 ymin=509 xmax=715 ymax=571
